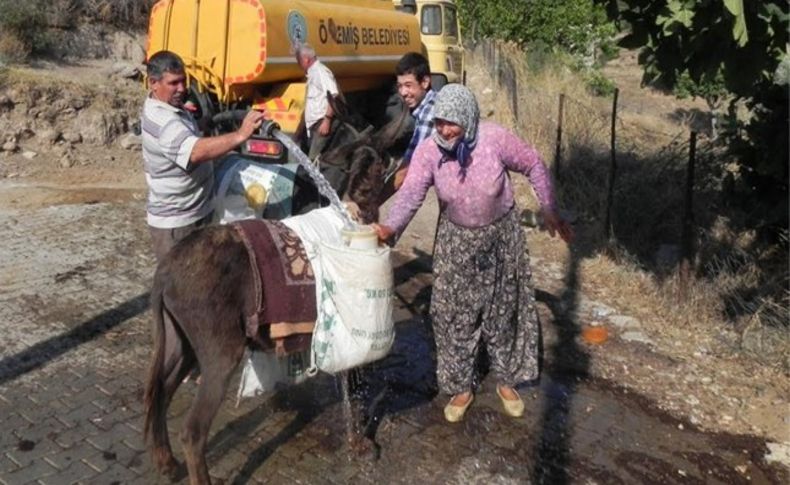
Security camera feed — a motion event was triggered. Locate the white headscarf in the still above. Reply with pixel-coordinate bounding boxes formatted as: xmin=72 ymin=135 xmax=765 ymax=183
xmin=431 ymin=84 xmax=480 ymax=151
xmin=431 ymin=84 xmax=479 ymax=179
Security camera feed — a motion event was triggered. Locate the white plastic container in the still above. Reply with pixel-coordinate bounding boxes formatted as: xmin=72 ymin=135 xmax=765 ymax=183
xmin=341 ymin=225 xmax=379 ymax=250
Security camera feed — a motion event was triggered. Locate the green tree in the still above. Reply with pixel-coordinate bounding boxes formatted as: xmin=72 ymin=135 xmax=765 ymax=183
xmin=603 ymin=0 xmax=787 ymax=96
xmin=457 ymin=0 xmax=616 ymax=63
xmin=0 ymin=0 xmax=50 ymax=60
xmin=602 ymin=0 xmax=789 ymax=229
xmin=673 ymin=68 xmax=728 ymax=139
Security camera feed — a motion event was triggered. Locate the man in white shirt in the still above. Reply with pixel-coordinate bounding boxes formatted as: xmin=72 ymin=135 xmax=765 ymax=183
xmin=142 ymin=50 xmax=265 ymax=261
xmin=296 ymin=44 xmax=340 ymax=160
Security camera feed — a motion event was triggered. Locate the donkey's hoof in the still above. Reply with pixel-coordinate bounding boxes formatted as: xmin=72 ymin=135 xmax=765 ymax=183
xmin=157 ymin=456 xmax=183 ymax=482
xmin=347 ymin=434 xmax=380 ymax=461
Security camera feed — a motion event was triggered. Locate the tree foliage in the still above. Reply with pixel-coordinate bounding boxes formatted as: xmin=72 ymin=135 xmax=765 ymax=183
xmin=0 ymin=0 xmax=50 ymax=57
xmin=603 ymin=0 xmax=787 ymax=96
xmin=457 ymin=0 xmax=616 ymax=61
xmin=0 ymin=0 xmax=155 ymax=62
xmin=673 ymin=67 xmax=728 ymax=138
xmin=602 ymin=0 xmax=789 ymax=228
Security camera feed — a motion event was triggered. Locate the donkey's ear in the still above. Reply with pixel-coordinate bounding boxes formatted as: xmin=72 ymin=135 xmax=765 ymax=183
xmin=371 ymin=97 xmax=411 ymax=152
xmin=320 ymin=137 xmax=367 ymax=168
xmin=327 ymin=92 xmax=349 ymax=122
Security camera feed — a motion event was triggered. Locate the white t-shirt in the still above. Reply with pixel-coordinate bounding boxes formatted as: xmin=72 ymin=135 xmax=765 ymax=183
xmin=141 ymin=97 xmax=214 ymax=228
xmin=304 ymin=60 xmax=339 ymax=132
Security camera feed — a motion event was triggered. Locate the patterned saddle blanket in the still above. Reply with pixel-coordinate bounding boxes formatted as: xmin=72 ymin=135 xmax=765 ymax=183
xmin=233 ymin=219 xmax=316 ymax=355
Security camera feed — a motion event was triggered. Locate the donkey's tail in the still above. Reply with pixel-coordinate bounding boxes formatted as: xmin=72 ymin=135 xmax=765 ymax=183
xmin=143 ymin=270 xmax=168 ymax=445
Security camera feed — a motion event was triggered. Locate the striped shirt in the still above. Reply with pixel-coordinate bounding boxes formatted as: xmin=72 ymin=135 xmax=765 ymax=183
xmin=304 ymin=60 xmax=339 ymax=132
xmin=402 ymin=89 xmax=437 ymax=165
xmin=141 ymin=97 xmax=213 ymax=229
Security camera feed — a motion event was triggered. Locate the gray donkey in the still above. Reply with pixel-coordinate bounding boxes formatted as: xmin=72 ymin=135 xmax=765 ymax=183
xmin=143 ymin=105 xmax=408 ymax=485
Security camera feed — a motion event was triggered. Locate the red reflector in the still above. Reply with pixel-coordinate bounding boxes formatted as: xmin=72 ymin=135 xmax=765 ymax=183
xmin=247 ymin=139 xmax=283 ymax=156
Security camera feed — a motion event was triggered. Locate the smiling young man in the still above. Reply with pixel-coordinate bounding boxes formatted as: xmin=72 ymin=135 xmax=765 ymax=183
xmin=391 ymin=52 xmax=436 ymax=191
xmin=142 ymin=50 xmax=265 ymax=261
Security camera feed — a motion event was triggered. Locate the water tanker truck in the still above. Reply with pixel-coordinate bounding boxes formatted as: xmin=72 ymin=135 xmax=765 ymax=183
xmin=146 ymin=0 xmax=461 ymax=163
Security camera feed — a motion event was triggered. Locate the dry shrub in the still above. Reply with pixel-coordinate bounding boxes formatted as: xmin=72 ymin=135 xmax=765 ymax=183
xmin=698 ymin=218 xmax=789 ymax=326
xmin=16 ymin=0 xmax=155 ymax=31
xmin=79 ymin=0 xmax=155 ymax=29
xmin=0 ymin=33 xmax=31 ymax=64
xmin=48 ymin=0 xmax=82 ymax=27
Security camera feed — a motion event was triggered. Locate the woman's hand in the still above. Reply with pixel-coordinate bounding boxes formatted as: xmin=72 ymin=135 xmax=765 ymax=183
xmin=371 ymin=223 xmax=395 ymax=245
xmin=542 ymin=209 xmax=574 ymax=243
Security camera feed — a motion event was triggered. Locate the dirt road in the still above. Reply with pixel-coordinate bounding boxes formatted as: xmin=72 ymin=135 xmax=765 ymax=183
xmin=0 ymin=174 xmax=786 ymax=483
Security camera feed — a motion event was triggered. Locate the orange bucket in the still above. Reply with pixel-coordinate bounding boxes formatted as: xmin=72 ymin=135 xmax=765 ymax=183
xmin=581 ymin=325 xmax=609 ymax=344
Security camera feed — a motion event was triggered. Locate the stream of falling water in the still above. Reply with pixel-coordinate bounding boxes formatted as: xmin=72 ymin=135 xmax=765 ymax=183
xmin=275 ymin=130 xmax=361 ymax=447
xmin=339 ymin=371 xmax=357 ymax=448
xmin=273 ymin=131 xmax=358 ymax=229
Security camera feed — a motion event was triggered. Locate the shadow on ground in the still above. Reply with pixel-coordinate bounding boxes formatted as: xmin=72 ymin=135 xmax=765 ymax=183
xmin=0 ymin=293 xmax=149 ymax=385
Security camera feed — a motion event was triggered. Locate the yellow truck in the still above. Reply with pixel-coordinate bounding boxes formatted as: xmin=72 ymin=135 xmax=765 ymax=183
xmin=393 ymin=0 xmax=464 ymax=89
xmin=146 ymin=0 xmax=463 ymax=161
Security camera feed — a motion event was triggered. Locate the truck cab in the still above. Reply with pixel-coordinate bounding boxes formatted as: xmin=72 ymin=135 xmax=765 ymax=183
xmin=393 ymin=0 xmax=464 ymax=89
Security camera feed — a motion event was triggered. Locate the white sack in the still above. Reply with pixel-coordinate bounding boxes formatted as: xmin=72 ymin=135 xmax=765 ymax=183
xmin=311 ymin=240 xmax=394 ymax=374
xmin=236 ymin=349 xmax=311 ymax=403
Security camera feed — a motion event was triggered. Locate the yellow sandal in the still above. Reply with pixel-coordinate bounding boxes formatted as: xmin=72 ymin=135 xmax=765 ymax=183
xmin=496 ymin=386 xmax=525 ymax=418
xmin=443 ymin=393 xmax=474 ymax=423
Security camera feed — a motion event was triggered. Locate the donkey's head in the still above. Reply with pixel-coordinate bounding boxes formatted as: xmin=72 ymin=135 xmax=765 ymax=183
xmin=327 ymin=91 xmax=372 ymax=136
xmin=322 ymin=97 xmax=411 ymax=224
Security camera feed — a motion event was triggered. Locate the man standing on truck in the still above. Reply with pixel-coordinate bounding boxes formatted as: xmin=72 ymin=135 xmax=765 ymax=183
xmin=296 ymin=44 xmax=340 ymax=160
xmin=382 ymin=52 xmax=437 ymax=199
xmin=142 ymin=50 xmax=266 ymax=262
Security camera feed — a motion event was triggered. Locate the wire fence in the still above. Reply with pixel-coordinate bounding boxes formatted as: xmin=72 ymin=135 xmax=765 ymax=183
xmin=471 ymin=39 xmax=724 ymax=274
xmin=470 ymin=39 xmax=788 ymax=363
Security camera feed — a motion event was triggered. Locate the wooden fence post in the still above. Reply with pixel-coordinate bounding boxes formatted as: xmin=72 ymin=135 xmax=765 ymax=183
xmin=679 ymin=131 xmax=697 ymax=295
xmin=511 ymin=64 xmax=518 ymax=122
xmin=604 ymin=87 xmax=619 ymax=242
xmin=554 ymin=93 xmax=565 ymax=181
xmin=495 ymin=44 xmax=501 ymax=85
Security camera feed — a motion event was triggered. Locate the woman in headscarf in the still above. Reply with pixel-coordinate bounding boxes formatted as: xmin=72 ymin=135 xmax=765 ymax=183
xmin=373 ymin=84 xmax=573 ymax=422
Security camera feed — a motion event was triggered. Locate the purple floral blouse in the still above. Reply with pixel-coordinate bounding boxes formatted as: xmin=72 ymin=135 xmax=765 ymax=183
xmin=384 ymin=121 xmax=556 ymax=234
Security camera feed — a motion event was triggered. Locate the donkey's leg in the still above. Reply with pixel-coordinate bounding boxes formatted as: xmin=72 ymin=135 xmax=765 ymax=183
xmin=156 ymin=310 xmax=198 ymax=477
xmin=180 ymin=320 xmax=245 ymax=485
xmin=162 ymin=308 xmax=196 ymax=381
xmin=146 ymin=285 xmax=192 ymax=477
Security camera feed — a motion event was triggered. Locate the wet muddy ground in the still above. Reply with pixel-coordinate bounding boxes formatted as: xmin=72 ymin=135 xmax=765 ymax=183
xmin=0 ymin=184 xmax=787 ymax=484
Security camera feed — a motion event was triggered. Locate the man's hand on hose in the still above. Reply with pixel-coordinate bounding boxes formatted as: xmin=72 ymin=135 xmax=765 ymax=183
xmin=237 ymin=110 xmax=267 ymax=141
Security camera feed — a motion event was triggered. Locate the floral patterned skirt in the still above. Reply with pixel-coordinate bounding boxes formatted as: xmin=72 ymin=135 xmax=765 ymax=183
xmin=430 ymin=207 xmax=540 ymax=395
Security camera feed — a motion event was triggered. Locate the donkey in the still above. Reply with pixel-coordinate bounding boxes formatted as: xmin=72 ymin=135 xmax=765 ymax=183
xmin=143 ymin=107 xmax=408 ymax=485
